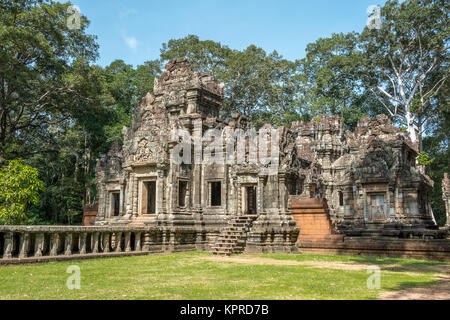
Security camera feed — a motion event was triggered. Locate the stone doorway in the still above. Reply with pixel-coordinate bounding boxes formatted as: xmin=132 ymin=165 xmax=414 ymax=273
xmin=241 ymin=184 xmax=257 ymax=216
xmin=112 ymin=192 xmax=120 ymax=217
xmin=368 ymin=194 xmax=387 ymax=222
xmin=141 ymin=181 xmax=156 ymax=214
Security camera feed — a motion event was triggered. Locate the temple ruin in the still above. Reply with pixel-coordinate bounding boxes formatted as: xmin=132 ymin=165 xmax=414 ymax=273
xmin=92 ymin=58 xmax=445 ymax=254
xmin=0 ymin=59 xmax=448 ymax=263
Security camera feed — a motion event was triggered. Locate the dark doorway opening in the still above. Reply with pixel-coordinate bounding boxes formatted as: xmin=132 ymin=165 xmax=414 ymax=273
xmin=112 ymin=193 xmax=120 ymax=216
xmin=179 ymin=181 xmax=188 ymax=207
xmin=210 ymin=181 xmax=222 ymax=207
xmin=142 ymin=181 xmax=156 ymax=214
xmin=246 ymin=186 xmax=257 ymax=215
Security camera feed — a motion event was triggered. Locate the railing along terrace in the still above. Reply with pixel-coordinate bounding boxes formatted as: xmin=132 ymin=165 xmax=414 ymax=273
xmin=0 ymin=226 xmax=161 ymax=263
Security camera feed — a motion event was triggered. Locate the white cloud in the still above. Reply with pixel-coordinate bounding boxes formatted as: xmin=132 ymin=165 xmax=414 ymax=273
xmin=119 ymin=8 xmax=137 ymax=20
xmin=124 ymin=35 xmax=138 ymax=50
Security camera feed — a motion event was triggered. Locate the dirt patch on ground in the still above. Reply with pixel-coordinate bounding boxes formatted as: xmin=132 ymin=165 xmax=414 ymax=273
xmin=379 ymin=276 xmax=450 ymax=300
xmin=202 ymin=256 xmax=450 ymax=275
xmin=203 ymin=256 xmax=450 ymax=300
xmin=203 ymin=256 xmax=375 ymax=271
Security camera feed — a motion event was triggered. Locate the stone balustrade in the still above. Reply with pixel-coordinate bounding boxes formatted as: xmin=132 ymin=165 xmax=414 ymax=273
xmin=0 ymin=226 xmax=163 ymax=264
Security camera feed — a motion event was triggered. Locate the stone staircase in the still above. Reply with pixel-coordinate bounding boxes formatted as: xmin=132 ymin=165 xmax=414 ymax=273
xmin=212 ymin=216 xmax=256 ymax=256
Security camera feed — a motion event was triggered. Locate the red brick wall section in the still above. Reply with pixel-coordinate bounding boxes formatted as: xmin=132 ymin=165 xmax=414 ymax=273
xmin=83 ymin=204 xmax=98 ymax=226
xmin=289 ymin=198 xmax=335 ymax=241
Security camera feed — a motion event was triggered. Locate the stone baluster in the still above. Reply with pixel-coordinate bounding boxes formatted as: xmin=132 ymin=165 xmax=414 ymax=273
xmin=134 ymin=232 xmax=142 ymax=252
xmin=79 ymin=233 xmax=87 ymax=255
xmin=102 ymin=232 xmax=110 ymax=253
xmin=92 ymin=232 xmax=100 ymax=254
xmin=115 ymin=232 xmax=122 ymax=252
xmin=19 ymin=233 xmax=30 ymax=259
xmin=50 ymin=233 xmax=59 ymax=256
xmin=3 ymin=232 xmax=13 ymax=259
xmin=143 ymin=232 xmax=151 ymax=252
xmin=124 ymin=232 xmax=131 ymax=252
xmin=64 ymin=233 xmax=72 ymax=256
xmin=34 ymin=233 xmax=44 ymax=257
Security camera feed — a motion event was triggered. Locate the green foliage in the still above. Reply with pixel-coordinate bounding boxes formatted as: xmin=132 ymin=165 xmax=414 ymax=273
xmin=0 ymin=1 xmax=447 ymax=227
xmin=160 ymin=35 xmax=302 ymax=126
xmin=416 ymin=152 xmax=434 ymax=166
xmin=0 ymin=0 xmax=99 ymax=161
xmin=0 ymin=159 xmax=44 ymax=225
xmin=103 ymin=59 xmax=161 ymax=143
xmin=423 ymin=134 xmax=448 ymax=226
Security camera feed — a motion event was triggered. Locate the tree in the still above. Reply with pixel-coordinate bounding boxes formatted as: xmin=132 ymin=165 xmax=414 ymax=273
xmin=0 ymin=159 xmax=44 ymax=225
xmin=160 ymin=34 xmax=230 ymax=76
xmin=0 ymin=0 xmax=98 ymax=163
xmin=103 ymin=59 xmax=161 ymax=143
xmin=361 ymin=0 xmax=449 ymax=149
xmin=160 ymin=35 xmax=303 ymax=126
xmin=300 ymin=32 xmax=385 ymax=129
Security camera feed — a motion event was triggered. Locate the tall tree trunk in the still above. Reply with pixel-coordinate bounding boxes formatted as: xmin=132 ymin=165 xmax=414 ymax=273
xmin=405 ymin=111 xmax=417 ymax=143
xmin=417 ymin=115 xmax=423 ymax=153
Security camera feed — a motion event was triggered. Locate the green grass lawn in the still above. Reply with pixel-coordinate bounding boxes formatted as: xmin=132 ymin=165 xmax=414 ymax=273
xmin=0 ymin=251 xmax=447 ymax=300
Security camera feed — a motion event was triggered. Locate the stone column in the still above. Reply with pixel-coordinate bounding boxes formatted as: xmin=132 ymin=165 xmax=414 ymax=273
xmin=102 ymin=233 xmax=110 ymax=253
xmin=279 ymin=174 xmax=286 ymax=213
xmin=64 ymin=233 xmax=72 ymax=256
xmin=124 ymin=232 xmax=131 ymax=252
xmin=125 ymin=171 xmax=133 ymax=215
xmin=237 ymin=183 xmax=242 ymax=216
xmin=135 ymin=232 xmax=142 ymax=252
xmin=133 ymin=174 xmax=139 ymax=217
xmin=442 ymin=173 xmax=450 ymax=227
xmin=97 ymin=184 xmax=106 ymax=219
xmin=193 ymin=118 xmax=203 ymax=209
xmin=115 ymin=232 xmax=123 ymax=252
xmin=34 ymin=233 xmax=44 ymax=257
xmin=79 ymin=233 xmax=87 ymax=255
xmin=143 ymin=232 xmax=151 ymax=251
xmin=92 ymin=232 xmax=99 ymax=254
xmin=19 ymin=233 xmax=30 ymax=259
xmin=119 ymin=182 xmax=125 ymax=216
xmin=3 ymin=232 xmax=13 ymax=259
xmin=49 ymin=233 xmax=59 ymax=256
xmin=157 ymin=169 xmax=164 ymax=214
xmin=258 ymin=176 xmax=265 ymax=215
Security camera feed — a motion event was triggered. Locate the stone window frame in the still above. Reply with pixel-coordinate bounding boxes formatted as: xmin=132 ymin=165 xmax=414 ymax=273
xmin=338 ymin=191 xmax=344 ymax=207
xmin=178 ymin=179 xmax=189 ymax=208
xmin=109 ymin=191 xmax=121 ymax=218
xmin=138 ymin=177 xmax=158 ymax=216
xmin=241 ymin=183 xmax=258 ymax=216
xmin=207 ymin=180 xmax=223 ymax=208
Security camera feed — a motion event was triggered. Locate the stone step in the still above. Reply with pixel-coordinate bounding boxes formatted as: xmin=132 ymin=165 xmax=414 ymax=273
xmin=210 ymin=216 xmax=256 ymax=255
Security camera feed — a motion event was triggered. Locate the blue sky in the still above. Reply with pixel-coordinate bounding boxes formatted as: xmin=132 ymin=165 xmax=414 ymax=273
xmin=71 ymin=0 xmax=387 ymax=67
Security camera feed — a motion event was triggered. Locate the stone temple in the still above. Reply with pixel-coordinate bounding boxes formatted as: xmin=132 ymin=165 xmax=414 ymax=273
xmin=93 ymin=59 xmax=445 ymax=255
